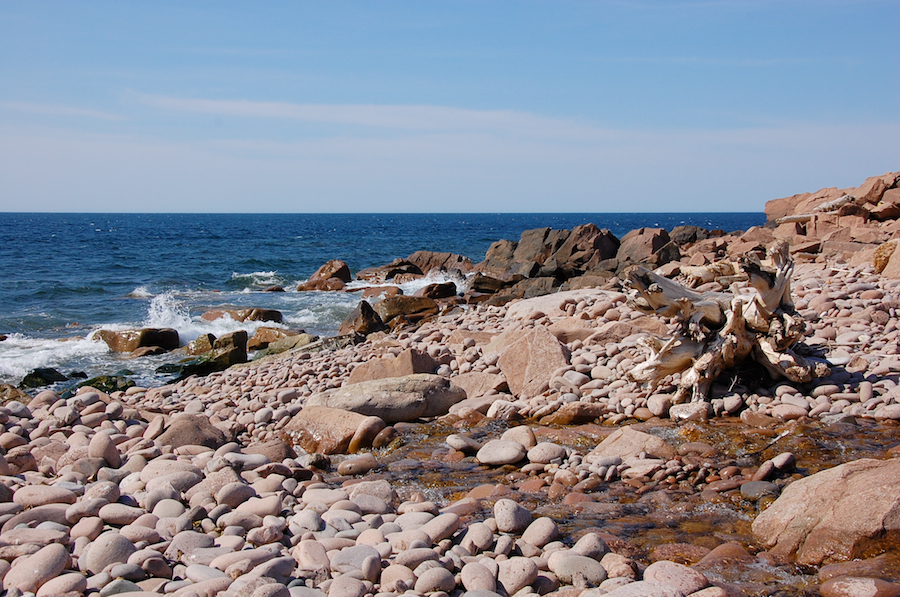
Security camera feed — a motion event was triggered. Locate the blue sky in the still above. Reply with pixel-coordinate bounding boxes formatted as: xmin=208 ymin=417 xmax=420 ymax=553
xmin=1 ymin=1 xmax=897 ymax=213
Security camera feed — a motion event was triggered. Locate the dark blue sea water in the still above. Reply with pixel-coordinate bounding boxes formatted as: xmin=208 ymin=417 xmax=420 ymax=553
xmin=0 ymin=212 xmax=764 ymax=386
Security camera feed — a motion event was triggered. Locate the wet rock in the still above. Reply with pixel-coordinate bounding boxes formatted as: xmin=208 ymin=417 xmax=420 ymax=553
xmin=586 ymin=426 xmax=676 ymax=463
xmin=338 ymin=301 xmax=386 ymax=336
xmin=303 ymin=259 xmax=352 ymax=287
xmin=818 ymin=554 xmax=900 ymax=582
xmin=247 ymin=327 xmax=299 ymax=351
xmin=201 ymin=308 xmax=283 ymax=323
xmin=540 ymin=401 xmax=607 ymax=425
xmin=19 ymin=367 xmax=69 ymax=388
xmin=752 ymin=458 xmax=900 ymax=565
xmin=407 ymin=250 xmax=474 ymax=275
xmin=261 ymin=332 xmax=320 ymax=357
xmin=416 ymin=281 xmax=458 ymax=299
xmin=373 ymin=295 xmax=438 ymax=327
xmin=284 ymin=406 xmax=375 ymax=454
xmin=820 ymin=577 xmax=900 ymax=597
xmin=740 ymin=481 xmax=780 ymax=501
xmin=187 ymin=333 xmax=216 ymax=355
xmin=477 ymin=440 xmax=527 ymax=465
xmin=642 ymin=560 xmax=708 ymax=594
xmin=97 ymin=328 xmax=180 ymax=353
xmin=356 ymin=258 xmax=424 ymax=283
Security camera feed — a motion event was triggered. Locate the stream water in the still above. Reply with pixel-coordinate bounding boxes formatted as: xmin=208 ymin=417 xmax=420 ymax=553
xmin=322 ymin=414 xmax=900 ymax=595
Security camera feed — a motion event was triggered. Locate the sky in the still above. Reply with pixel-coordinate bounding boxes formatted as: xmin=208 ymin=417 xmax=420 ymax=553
xmin=0 ymin=1 xmax=897 ymax=213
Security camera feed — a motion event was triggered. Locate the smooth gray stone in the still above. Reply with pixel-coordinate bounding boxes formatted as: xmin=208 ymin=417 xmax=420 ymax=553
xmin=740 ymin=481 xmax=780 ymax=501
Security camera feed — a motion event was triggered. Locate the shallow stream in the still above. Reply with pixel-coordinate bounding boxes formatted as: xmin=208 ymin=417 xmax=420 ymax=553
xmin=325 ymin=415 xmax=900 ymax=596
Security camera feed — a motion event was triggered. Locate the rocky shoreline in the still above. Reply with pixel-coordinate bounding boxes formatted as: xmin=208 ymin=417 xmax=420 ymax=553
xmin=2 ymin=172 xmax=900 ymax=597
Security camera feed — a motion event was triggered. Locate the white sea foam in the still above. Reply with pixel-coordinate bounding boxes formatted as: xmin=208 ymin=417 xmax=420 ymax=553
xmin=344 ymin=270 xmax=472 ymax=295
xmin=0 ymin=285 xmax=362 ymax=385
xmin=398 ymin=271 xmax=472 ymax=295
xmin=231 ymin=271 xmax=283 ymax=287
xmin=141 ymin=292 xmax=288 ymax=345
xmin=283 ymin=292 xmax=361 ymax=332
xmin=127 ymin=285 xmax=154 ymax=298
xmin=0 ymin=332 xmax=109 ymax=382
xmin=145 ymin=292 xmax=193 ymax=330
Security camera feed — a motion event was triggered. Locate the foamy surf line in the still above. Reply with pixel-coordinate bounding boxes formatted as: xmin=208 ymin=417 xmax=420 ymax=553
xmin=0 ymin=333 xmax=109 ymax=382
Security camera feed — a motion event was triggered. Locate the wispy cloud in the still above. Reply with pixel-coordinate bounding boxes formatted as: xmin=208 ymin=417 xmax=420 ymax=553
xmin=134 ymin=93 xmax=593 ymax=139
xmin=0 ymin=101 xmax=127 ymax=121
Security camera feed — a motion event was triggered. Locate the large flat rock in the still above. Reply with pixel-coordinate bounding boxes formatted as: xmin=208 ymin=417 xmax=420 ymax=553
xmin=284 ymin=406 xmax=371 ymax=454
xmin=585 ymin=426 xmax=676 ymax=464
xmin=306 ymin=374 xmax=465 ymax=424
xmin=503 ymin=289 xmax=623 ymax=321
xmin=497 ymin=327 xmax=570 ymax=399
xmin=752 ymin=458 xmax=900 ymax=566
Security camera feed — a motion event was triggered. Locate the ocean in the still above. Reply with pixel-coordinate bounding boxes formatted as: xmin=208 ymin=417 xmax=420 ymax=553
xmin=0 ymin=212 xmax=764 ymax=389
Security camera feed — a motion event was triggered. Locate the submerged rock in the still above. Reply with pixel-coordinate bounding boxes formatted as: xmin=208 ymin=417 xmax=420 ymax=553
xmin=19 ymin=367 xmax=68 ymax=388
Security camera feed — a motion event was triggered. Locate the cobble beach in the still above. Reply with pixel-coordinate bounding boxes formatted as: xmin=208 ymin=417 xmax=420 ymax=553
xmin=3 ymin=173 xmax=900 ymax=596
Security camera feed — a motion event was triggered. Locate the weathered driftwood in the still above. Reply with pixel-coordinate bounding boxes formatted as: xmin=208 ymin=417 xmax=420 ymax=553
xmin=775 ymin=214 xmax=816 ymax=225
xmin=625 ymin=241 xmax=830 ymax=403
xmin=679 ymin=261 xmax=745 ymax=288
xmin=813 ymin=194 xmax=855 ymax=213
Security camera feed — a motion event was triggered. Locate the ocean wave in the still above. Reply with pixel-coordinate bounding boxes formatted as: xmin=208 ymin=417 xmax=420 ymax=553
xmin=283 ymin=293 xmax=361 ymax=332
xmin=141 ymin=292 xmax=289 ymax=344
xmin=0 ymin=332 xmax=109 ymax=383
xmin=144 ymin=292 xmax=193 ymax=331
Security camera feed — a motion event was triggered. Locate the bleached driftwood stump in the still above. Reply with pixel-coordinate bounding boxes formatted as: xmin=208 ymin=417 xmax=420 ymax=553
xmin=625 ymin=241 xmax=830 ymax=403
